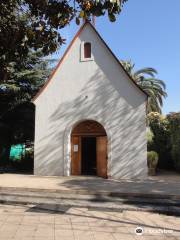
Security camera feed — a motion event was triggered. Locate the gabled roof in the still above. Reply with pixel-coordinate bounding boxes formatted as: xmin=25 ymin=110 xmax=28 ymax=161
xmin=32 ymin=21 xmax=148 ymax=102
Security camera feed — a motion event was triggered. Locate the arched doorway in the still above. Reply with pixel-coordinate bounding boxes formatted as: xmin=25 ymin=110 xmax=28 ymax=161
xmin=71 ymin=120 xmax=107 ymax=178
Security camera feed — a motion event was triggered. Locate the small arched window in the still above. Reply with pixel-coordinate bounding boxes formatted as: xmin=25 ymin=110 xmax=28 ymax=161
xmin=84 ymin=42 xmax=91 ymax=58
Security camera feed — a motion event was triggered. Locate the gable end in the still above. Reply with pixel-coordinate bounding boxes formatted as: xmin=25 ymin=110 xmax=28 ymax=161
xmin=32 ymin=21 xmax=148 ymax=102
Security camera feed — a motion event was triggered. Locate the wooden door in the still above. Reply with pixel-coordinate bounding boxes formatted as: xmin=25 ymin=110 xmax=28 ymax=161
xmin=96 ymin=136 xmax=107 ymax=178
xmin=71 ymin=136 xmax=81 ymax=175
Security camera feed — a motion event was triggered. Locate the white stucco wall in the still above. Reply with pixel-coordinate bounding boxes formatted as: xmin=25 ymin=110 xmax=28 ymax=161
xmin=33 ymin=23 xmax=147 ymax=179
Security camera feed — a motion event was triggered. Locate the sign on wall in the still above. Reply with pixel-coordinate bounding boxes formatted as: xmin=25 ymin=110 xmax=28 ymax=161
xmin=73 ymin=145 xmax=78 ymax=152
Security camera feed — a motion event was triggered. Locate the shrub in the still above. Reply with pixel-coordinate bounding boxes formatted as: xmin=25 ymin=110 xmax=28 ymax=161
xmin=147 ymin=151 xmax=159 ymax=169
xmin=147 ymin=127 xmax=154 ymax=149
xmin=167 ymin=112 xmax=180 ymax=172
xmin=147 ymin=112 xmax=172 ymax=169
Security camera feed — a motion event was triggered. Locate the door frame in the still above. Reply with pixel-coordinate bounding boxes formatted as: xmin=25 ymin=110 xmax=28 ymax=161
xmin=71 ymin=134 xmax=107 ymax=177
xmin=70 ymin=120 xmax=108 ymax=178
xmin=63 ymin=119 xmax=112 ymax=178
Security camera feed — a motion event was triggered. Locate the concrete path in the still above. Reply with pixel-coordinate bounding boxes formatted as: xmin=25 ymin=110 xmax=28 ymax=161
xmin=0 ymin=174 xmax=180 ymax=198
xmin=0 ymin=203 xmax=179 ymax=240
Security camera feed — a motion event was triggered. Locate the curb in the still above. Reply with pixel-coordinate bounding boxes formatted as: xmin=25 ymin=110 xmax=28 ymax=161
xmin=0 ymin=186 xmax=180 ymax=200
xmin=0 ymin=199 xmax=180 ymax=217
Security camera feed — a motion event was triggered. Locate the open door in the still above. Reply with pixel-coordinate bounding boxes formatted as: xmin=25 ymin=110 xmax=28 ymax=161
xmin=71 ymin=120 xmax=108 ymax=177
xmin=71 ymin=136 xmax=81 ymax=175
xmin=96 ymin=136 xmax=107 ymax=178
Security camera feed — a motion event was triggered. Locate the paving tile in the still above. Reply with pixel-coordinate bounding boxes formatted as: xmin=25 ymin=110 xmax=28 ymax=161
xmin=71 ymin=217 xmax=88 ymax=223
xmin=90 ymin=226 xmax=115 ymax=233
xmin=34 ymin=237 xmax=55 ymax=240
xmin=22 ymin=217 xmax=40 ymax=225
xmin=35 ymin=227 xmax=54 ymax=238
xmin=55 ymin=229 xmax=74 ymax=237
xmin=115 ymin=226 xmax=131 ymax=234
xmin=140 ymin=236 xmax=166 ymax=240
xmin=0 ymin=203 xmax=179 ymax=240
xmin=73 ymin=230 xmax=94 ymax=240
xmin=124 ymin=211 xmax=154 ymax=226
xmin=0 ymin=223 xmax=19 ymax=232
xmin=0 ymin=237 xmax=14 ymax=240
xmin=55 ymin=237 xmax=74 ymax=240
xmin=55 ymin=216 xmax=71 ymax=224
xmin=0 ymin=221 xmax=4 ymax=228
xmin=15 ymin=230 xmax=35 ymax=238
xmin=55 ymin=223 xmax=72 ymax=230
xmin=113 ymin=233 xmax=136 ymax=240
xmin=0 ymin=230 xmax=17 ymax=238
xmin=72 ymin=224 xmax=90 ymax=231
xmin=171 ymin=237 xmax=180 ymax=240
xmin=87 ymin=219 xmax=105 ymax=226
xmin=103 ymin=220 xmax=123 ymax=227
xmin=17 ymin=225 xmax=37 ymax=231
xmin=67 ymin=207 xmax=89 ymax=215
xmin=6 ymin=215 xmax=23 ymax=222
xmin=39 ymin=215 xmax=55 ymax=224
xmin=93 ymin=232 xmax=114 ymax=240
xmin=37 ymin=223 xmax=54 ymax=229
xmin=0 ymin=215 xmax=9 ymax=221
xmin=13 ymin=237 xmax=35 ymax=240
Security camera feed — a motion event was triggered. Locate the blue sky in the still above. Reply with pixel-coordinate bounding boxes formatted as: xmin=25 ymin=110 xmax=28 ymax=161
xmin=54 ymin=0 xmax=180 ymax=114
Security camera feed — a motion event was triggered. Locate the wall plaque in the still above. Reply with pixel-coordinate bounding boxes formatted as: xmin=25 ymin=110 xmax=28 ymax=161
xmin=73 ymin=145 xmax=78 ymax=152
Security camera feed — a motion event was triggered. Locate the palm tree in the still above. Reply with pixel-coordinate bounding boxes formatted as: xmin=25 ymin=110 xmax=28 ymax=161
xmin=120 ymin=60 xmax=167 ymax=113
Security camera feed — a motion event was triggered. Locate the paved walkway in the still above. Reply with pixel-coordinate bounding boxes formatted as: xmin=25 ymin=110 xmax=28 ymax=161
xmin=0 ymin=173 xmax=180 ymax=198
xmin=0 ymin=203 xmax=179 ymax=240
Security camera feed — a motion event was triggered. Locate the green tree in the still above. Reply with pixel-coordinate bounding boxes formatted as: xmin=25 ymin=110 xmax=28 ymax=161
xmin=0 ymin=0 xmax=127 ymax=83
xmin=0 ymin=50 xmax=55 ymax=118
xmin=147 ymin=112 xmax=172 ymax=170
xmin=121 ymin=60 xmax=167 ymax=113
xmin=167 ymin=112 xmax=180 ymax=171
xmin=0 ymin=49 xmax=55 ymax=167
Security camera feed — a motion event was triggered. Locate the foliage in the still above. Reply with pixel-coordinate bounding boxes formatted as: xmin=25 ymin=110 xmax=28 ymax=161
xmin=147 ymin=112 xmax=180 ymax=172
xmin=0 ymin=101 xmax=35 ymax=163
xmin=0 ymin=0 xmax=127 ymax=82
xmin=0 ymin=121 xmax=10 ymax=166
xmin=167 ymin=112 xmax=180 ymax=171
xmin=0 ymin=50 xmax=54 ymax=118
xmin=147 ymin=151 xmax=158 ymax=169
xmin=121 ymin=60 xmax=167 ymax=113
xmin=11 ymin=146 xmax=34 ymax=172
xmin=3 ymin=101 xmax=35 ymax=144
xmin=0 ymin=49 xmax=52 ymax=166
xmin=0 ymin=7 xmax=55 ymax=165
xmin=147 ymin=112 xmax=172 ymax=170
xmin=146 ymin=127 xmax=154 ymax=149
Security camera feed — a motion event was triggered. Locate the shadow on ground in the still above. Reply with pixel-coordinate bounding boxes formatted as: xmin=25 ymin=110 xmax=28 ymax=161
xmin=25 ymin=203 xmax=180 ymax=233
